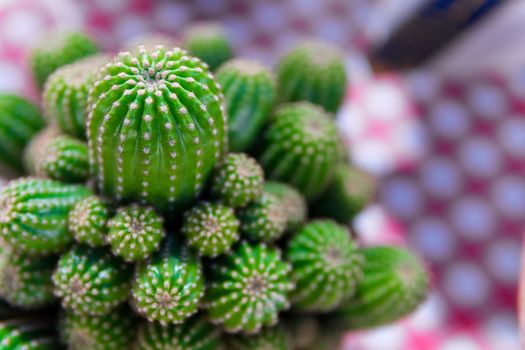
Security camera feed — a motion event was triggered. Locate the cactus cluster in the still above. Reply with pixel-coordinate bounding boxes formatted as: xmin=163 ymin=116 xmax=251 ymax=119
xmin=0 ymin=28 xmax=431 ymax=350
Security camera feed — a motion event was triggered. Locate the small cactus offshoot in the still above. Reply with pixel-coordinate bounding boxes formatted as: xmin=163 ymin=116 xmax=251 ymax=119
xmin=23 ymin=127 xmax=61 ymax=176
xmin=211 ymin=153 xmax=264 ymax=209
xmin=0 ymin=320 xmax=61 ymax=350
xmin=204 ymin=242 xmax=293 ymax=334
xmin=68 ymin=195 xmax=111 ymax=247
xmin=183 ymin=22 xmax=233 ymax=71
xmin=226 ymin=325 xmax=290 ymax=350
xmin=264 ymin=182 xmax=307 ymax=233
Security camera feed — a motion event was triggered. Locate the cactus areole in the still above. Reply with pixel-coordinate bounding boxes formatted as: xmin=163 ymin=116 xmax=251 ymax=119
xmin=87 ymin=46 xmax=227 ymax=213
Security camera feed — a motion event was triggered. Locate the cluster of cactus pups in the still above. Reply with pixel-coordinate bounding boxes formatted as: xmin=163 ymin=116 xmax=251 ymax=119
xmin=0 ymin=24 xmax=430 ymax=350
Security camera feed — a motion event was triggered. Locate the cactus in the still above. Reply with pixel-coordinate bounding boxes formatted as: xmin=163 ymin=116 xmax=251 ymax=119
xmin=183 ymin=22 xmax=233 ymax=71
xmin=276 ymin=41 xmax=347 ymax=113
xmin=131 ymin=237 xmax=204 ymax=325
xmin=328 ymin=246 xmax=429 ymax=330
xmin=23 ymin=127 xmax=61 ymax=176
xmin=0 ymin=177 xmax=91 ymax=254
xmin=286 ymin=220 xmax=363 ymax=312
xmin=0 ymin=94 xmax=45 ymax=173
xmin=52 ymin=245 xmax=133 ymax=316
xmin=264 ymin=182 xmax=307 ymax=233
xmin=204 ymin=242 xmax=293 ymax=334
xmin=106 ymin=204 xmax=165 ymax=261
xmin=0 ymin=248 xmax=56 ymax=308
xmin=0 ymin=320 xmax=61 ymax=349
xmin=258 ymin=102 xmax=339 ymax=201
xmin=211 ymin=153 xmax=264 ymax=209
xmin=87 ymin=46 xmax=227 ymax=213
xmin=43 ymin=54 xmax=110 ymax=139
xmin=59 ymin=306 xmax=137 ymax=350
xmin=181 ymin=201 xmax=239 ymax=257
xmin=135 ymin=314 xmax=222 ymax=350
xmin=282 ymin=314 xmax=319 ymax=350
xmin=313 ymin=163 xmax=376 ymax=224
xmin=226 ymin=325 xmax=290 ymax=350
xmin=237 ymin=188 xmax=287 ymax=243
xmin=68 ymin=196 xmax=111 ymax=247
xmin=123 ymin=32 xmax=180 ymax=53
xmin=30 ymin=31 xmax=99 ymax=88
xmin=216 ymin=59 xmax=275 ymax=151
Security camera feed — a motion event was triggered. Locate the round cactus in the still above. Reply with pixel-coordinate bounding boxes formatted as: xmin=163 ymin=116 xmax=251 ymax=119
xmin=0 ymin=320 xmax=60 ymax=350
xmin=87 ymin=46 xmax=227 ymax=213
xmin=131 ymin=237 xmax=204 ymax=324
xmin=60 ymin=306 xmax=137 ymax=350
xmin=276 ymin=41 xmax=347 ymax=113
xmin=264 ymin=182 xmax=307 ymax=232
xmin=286 ymin=220 xmax=363 ymax=312
xmin=237 ymin=189 xmax=287 ymax=243
xmin=211 ymin=153 xmax=264 ymax=209
xmin=106 ymin=204 xmax=165 ymax=261
xmin=216 ymin=58 xmax=275 ymax=151
xmin=204 ymin=241 xmax=293 ymax=334
xmin=183 ymin=22 xmax=233 ymax=71
xmin=0 ymin=94 xmax=45 ymax=173
xmin=123 ymin=32 xmax=180 ymax=53
xmin=135 ymin=314 xmax=222 ymax=350
xmin=30 ymin=31 xmax=99 ymax=88
xmin=181 ymin=201 xmax=239 ymax=257
xmin=226 ymin=325 xmax=290 ymax=350
xmin=43 ymin=54 xmax=110 ymax=139
xmin=52 ymin=245 xmax=133 ymax=316
xmin=0 ymin=177 xmax=91 ymax=254
xmin=0 ymin=248 xmax=56 ymax=308
xmin=23 ymin=127 xmax=61 ymax=176
xmin=258 ymin=102 xmax=339 ymax=201
xmin=313 ymin=163 xmax=376 ymax=224
xmin=328 ymin=246 xmax=429 ymax=330
xmin=68 ymin=195 xmax=111 ymax=247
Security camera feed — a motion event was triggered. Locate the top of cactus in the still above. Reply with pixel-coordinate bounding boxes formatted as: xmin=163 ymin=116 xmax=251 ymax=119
xmin=219 ymin=58 xmax=269 ymax=76
xmin=290 ymin=40 xmax=344 ymax=67
xmin=48 ymin=54 xmax=110 ymax=87
xmin=184 ymin=22 xmax=227 ymax=38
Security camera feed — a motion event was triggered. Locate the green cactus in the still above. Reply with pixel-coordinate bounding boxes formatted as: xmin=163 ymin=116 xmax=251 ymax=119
xmin=0 ymin=248 xmax=56 ymax=308
xmin=226 ymin=325 xmax=290 ymax=350
xmin=30 ymin=31 xmax=99 ymax=88
xmin=238 ymin=189 xmax=287 ymax=243
xmin=258 ymin=102 xmax=339 ymax=201
xmin=52 ymin=245 xmax=133 ymax=316
xmin=23 ymin=127 xmax=61 ymax=176
xmin=43 ymin=54 xmax=110 ymax=139
xmin=59 ymin=306 xmax=137 ymax=350
xmin=68 ymin=196 xmax=111 ymax=247
xmin=287 ymin=220 xmax=363 ymax=312
xmin=181 ymin=201 xmax=239 ymax=257
xmin=211 ymin=153 xmax=264 ymax=209
xmin=135 ymin=314 xmax=222 ymax=350
xmin=131 ymin=237 xmax=204 ymax=325
xmin=183 ymin=22 xmax=233 ymax=71
xmin=106 ymin=204 xmax=165 ymax=261
xmin=264 ymin=182 xmax=307 ymax=233
xmin=204 ymin=242 xmax=293 ymax=334
xmin=0 ymin=94 xmax=45 ymax=173
xmin=0 ymin=177 xmax=91 ymax=254
xmin=313 ymin=163 xmax=376 ymax=224
xmin=276 ymin=41 xmax=347 ymax=113
xmin=124 ymin=32 xmax=180 ymax=53
xmin=328 ymin=246 xmax=429 ymax=330
xmin=87 ymin=46 xmax=227 ymax=213
xmin=0 ymin=320 xmax=61 ymax=349
xmin=216 ymin=58 xmax=275 ymax=151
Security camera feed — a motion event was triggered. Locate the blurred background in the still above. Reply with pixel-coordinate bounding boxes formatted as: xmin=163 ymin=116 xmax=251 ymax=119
xmin=0 ymin=0 xmax=523 ymax=349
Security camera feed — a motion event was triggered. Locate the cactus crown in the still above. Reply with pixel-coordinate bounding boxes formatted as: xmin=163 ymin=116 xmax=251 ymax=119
xmin=68 ymin=195 xmax=111 ymax=247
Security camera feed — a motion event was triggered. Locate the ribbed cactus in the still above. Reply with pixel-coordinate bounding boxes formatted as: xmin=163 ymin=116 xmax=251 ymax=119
xmin=106 ymin=204 xmax=165 ymax=261
xmin=258 ymin=102 xmax=339 ymax=201
xmin=313 ymin=163 xmax=376 ymax=224
xmin=276 ymin=41 xmax=347 ymax=113
xmin=43 ymin=54 xmax=110 ymax=139
xmin=0 ymin=248 xmax=56 ymax=308
xmin=181 ymin=201 xmax=239 ymax=257
xmin=0 ymin=94 xmax=45 ymax=173
xmin=286 ymin=220 xmax=363 ymax=312
xmin=23 ymin=127 xmax=61 ymax=176
xmin=68 ymin=196 xmax=111 ymax=247
xmin=59 ymin=306 xmax=137 ymax=350
xmin=0 ymin=320 xmax=60 ymax=349
xmin=124 ymin=32 xmax=180 ymax=53
xmin=211 ymin=153 xmax=264 ymax=208
xmin=183 ymin=22 xmax=233 ymax=71
xmin=87 ymin=46 xmax=227 ymax=213
xmin=30 ymin=31 xmax=99 ymax=88
xmin=264 ymin=182 xmax=307 ymax=233
xmin=52 ymin=245 xmax=133 ymax=316
xmin=204 ymin=242 xmax=293 ymax=334
xmin=216 ymin=59 xmax=275 ymax=151
xmin=0 ymin=177 xmax=91 ymax=254
xmin=131 ymin=237 xmax=204 ymax=324
xmin=226 ymin=325 xmax=290 ymax=350
xmin=328 ymin=246 xmax=429 ymax=330
xmin=135 ymin=314 xmax=222 ymax=350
